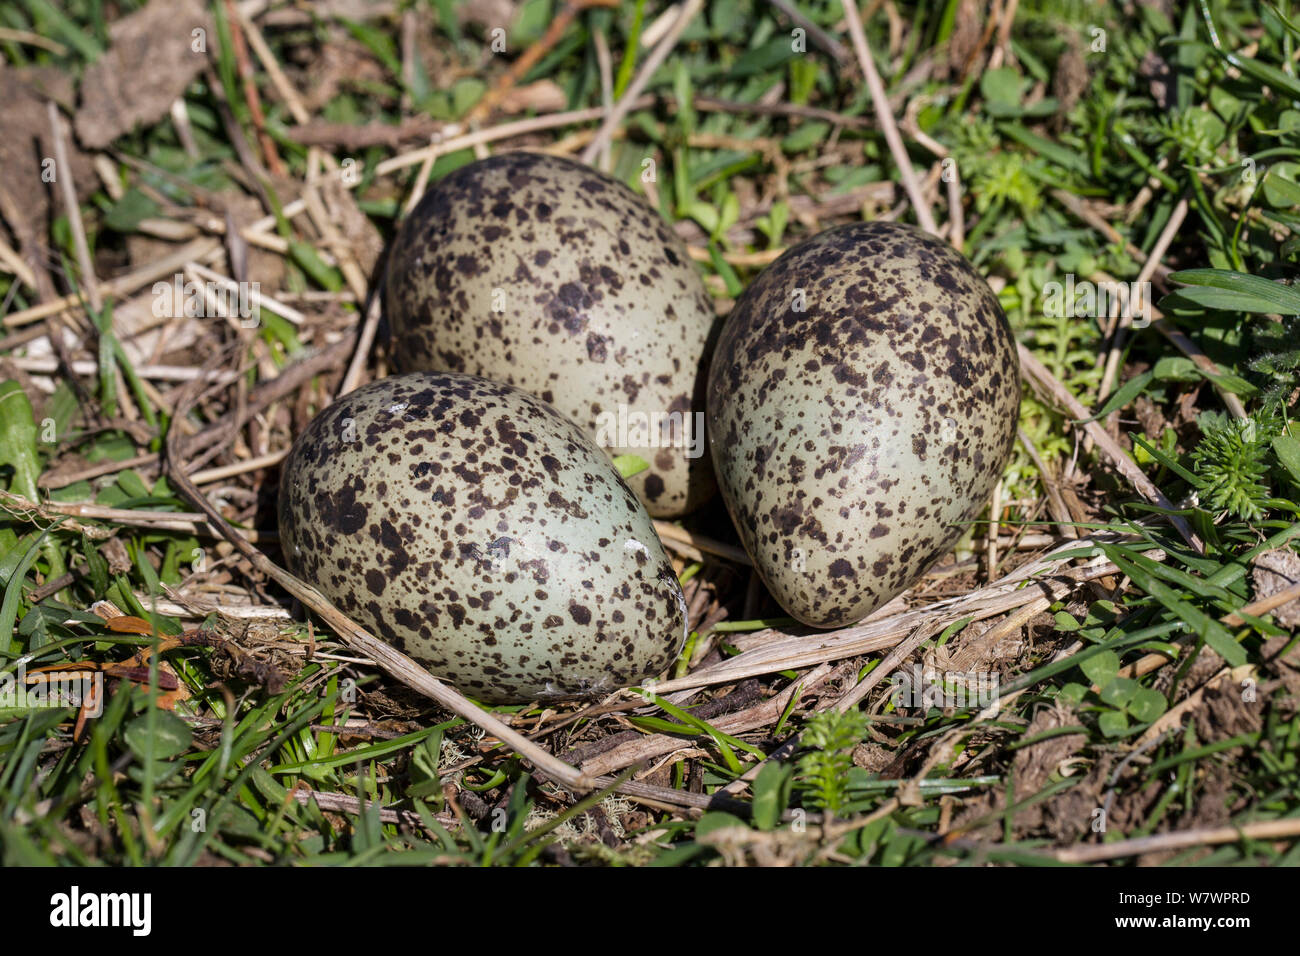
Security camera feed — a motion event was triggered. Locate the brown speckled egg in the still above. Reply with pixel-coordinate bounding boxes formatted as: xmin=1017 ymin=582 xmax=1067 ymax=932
xmin=707 ymin=222 xmax=1020 ymax=629
xmin=277 ymin=372 xmax=687 ymax=703
xmin=384 ymin=152 xmax=718 ymax=519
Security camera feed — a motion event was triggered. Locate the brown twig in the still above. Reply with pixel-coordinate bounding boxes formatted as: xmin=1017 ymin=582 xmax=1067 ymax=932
xmin=466 ymin=0 xmax=618 ymax=127
xmin=1096 ymin=196 xmax=1189 ymax=421
xmin=1017 ymin=343 xmax=1204 ymax=554
xmin=840 ymin=0 xmax=938 ymax=235
xmin=1053 ymin=817 xmax=1300 ymax=863
xmin=225 ymin=0 xmax=284 ymax=176
xmin=580 ymin=0 xmax=705 ymax=165
xmin=766 ymin=0 xmax=850 ymax=63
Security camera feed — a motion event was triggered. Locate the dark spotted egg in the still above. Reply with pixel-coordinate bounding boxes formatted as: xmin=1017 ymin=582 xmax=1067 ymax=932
xmin=707 ymin=222 xmax=1020 ymax=628
xmin=277 ymin=372 xmax=687 ymax=703
xmin=384 ymin=152 xmax=718 ymax=519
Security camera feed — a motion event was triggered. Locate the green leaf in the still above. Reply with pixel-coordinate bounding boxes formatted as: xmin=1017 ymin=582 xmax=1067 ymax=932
xmin=751 ymin=762 xmax=793 ymax=831
xmin=1217 ymin=48 xmax=1300 ymax=101
xmin=1273 ymin=434 xmax=1300 ymax=486
xmin=1098 ymin=709 xmax=1130 ymax=738
xmin=695 ymin=811 xmax=749 ymax=838
xmin=103 ymin=188 xmax=161 ymax=233
xmin=708 ymin=242 xmax=743 ymax=298
xmin=1080 ymin=649 xmax=1120 ymax=687
xmin=672 ymin=60 xmax=695 ymax=135
xmin=124 ymin=711 xmax=194 ymax=761
xmin=512 ymin=0 xmax=552 ymax=46
xmin=1059 ymin=682 xmax=1089 ymax=705
xmin=21 ymin=0 xmax=102 ymax=60
xmin=728 ymin=37 xmax=797 ymax=78
xmin=1053 ymin=611 xmax=1081 ymax=631
xmin=683 ymin=200 xmax=719 ymax=235
xmin=1098 ymin=676 xmax=1138 ymax=709
xmin=1152 ymin=355 xmax=1202 ymax=382
xmin=1103 ymin=548 xmax=1248 ymax=668
xmin=1168 ymin=269 xmax=1300 ymax=315
xmin=881 ymin=827 xmax=921 ymax=866
xmin=998 ymin=122 xmax=1089 ymax=174
xmin=1077 ymin=371 xmax=1155 ymax=423
xmin=1263 ymin=162 xmax=1300 ymax=208
xmin=781 ymin=121 xmax=829 ymax=154
xmin=612 ymin=0 xmax=647 ymax=99
xmin=451 ymin=78 xmax=486 ymax=118
xmin=980 ymin=68 xmax=1025 ymax=116
xmin=1128 ymin=687 xmax=1168 ymax=723
xmin=0 ymin=381 xmax=42 ymax=500
xmin=289 ymin=240 xmax=344 ymax=292
xmin=612 ymin=454 xmax=649 ymax=479
xmin=338 ymin=17 xmax=403 ymax=78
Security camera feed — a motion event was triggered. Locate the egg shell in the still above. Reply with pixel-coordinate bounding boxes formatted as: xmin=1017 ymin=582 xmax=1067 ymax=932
xmin=384 ymin=151 xmax=718 ymax=519
xmin=707 ymin=222 xmax=1020 ymax=628
xmin=276 ymin=372 xmax=688 ymax=703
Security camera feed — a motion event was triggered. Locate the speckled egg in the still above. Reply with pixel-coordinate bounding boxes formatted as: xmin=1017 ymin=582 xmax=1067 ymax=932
xmin=707 ymin=222 xmax=1020 ymax=628
xmin=277 ymin=372 xmax=688 ymax=703
xmin=384 ymin=151 xmax=718 ymax=519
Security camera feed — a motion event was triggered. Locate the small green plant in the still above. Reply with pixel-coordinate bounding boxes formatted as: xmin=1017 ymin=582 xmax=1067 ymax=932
xmin=1248 ymin=315 xmax=1300 ymax=411
xmin=1062 ymin=649 xmax=1167 ymax=738
xmin=795 ymin=709 xmax=868 ymax=814
xmin=1189 ymin=410 xmax=1281 ymax=521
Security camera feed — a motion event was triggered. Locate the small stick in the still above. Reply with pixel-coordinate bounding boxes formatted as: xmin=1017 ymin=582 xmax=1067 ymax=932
xmin=985 ymin=478 xmax=1002 ymax=580
xmin=840 ymin=0 xmax=938 ymax=236
xmin=225 ymin=0 xmax=284 ymax=176
xmin=832 ymin=618 xmax=949 ymax=713
xmin=766 ymin=0 xmax=849 ymax=62
xmin=1222 ymin=577 xmax=1300 ymax=627
xmin=234 ymin=2 xmax=311 ymax=126
xmin=1053 ymin=816 xmax=1300 ymax=864
xmin=1018 ymin=427 xmax=1077 ymax=539
xmin=402 ymin=143 xmax=440 ymax=215
xmin=1095 ymin=197 xmax=1188 ymax=413
xmin=1091 ymin=267 xmax=1249 ymax=422
xmin=687 ymin=245 xmax=785 ymax=267
xmin=466 ymin=0 xmax=618 ymax=127
xmin=0 ymin=27 xmax=67 ymax=53
xmin=375 ymin=101 xmax=654 ymax=177
xmin=1017 ymin=343 xmax=1204 ymax=554
xmin=38 ymin=452 xmax=159 ymax=490
xmin=0 ymin=236 xmax=38 ymax=291
xmin=580 ymin=0 xmax=705 ymax=165
xmin=652 ymin=521 xmax=752 ymax=565
xmin=1123 ymin=575 xmax=1300 ymax=682
xmin=945 ymin=165 xmax=964 ymax=252
xmin=1051 ymin=188 xmax=1173 ymax=283
xmin=185 ymin=260 xmax=307 ymax=323
xmin=337 ymin=296 xmax=383 ymax=398
xmin=0 ymin=491 xmax=273 ymax=543
xmin=9 ymin=357 xmax=243 ymax=384
xmin=47 ymin=103 xmax=102 ymax=313
xmin=3 ymin=237 xmax=224 ymax=329
xmin=301 ymin=152 xmax=370 ymax=302
xmin=189 ymin=449 xmax=288 ymax=485
xmin=592 ymin=26 xmax=614 ymax=173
